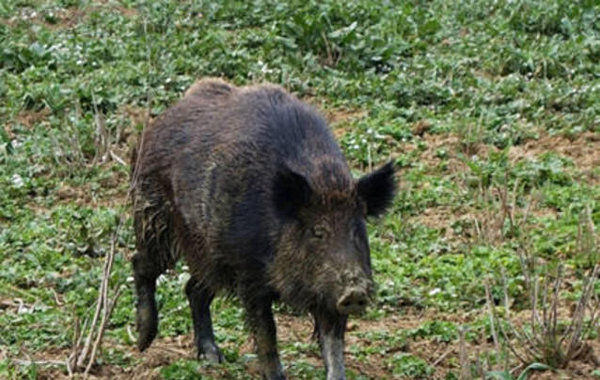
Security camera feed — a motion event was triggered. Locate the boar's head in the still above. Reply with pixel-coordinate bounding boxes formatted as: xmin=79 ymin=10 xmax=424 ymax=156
xmin=270 ymin=160 xmax=395 ymax=315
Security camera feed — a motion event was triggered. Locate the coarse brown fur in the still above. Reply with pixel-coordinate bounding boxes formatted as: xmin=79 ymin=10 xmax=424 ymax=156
xmin=130 ymin=78 xmax=396 ymax=379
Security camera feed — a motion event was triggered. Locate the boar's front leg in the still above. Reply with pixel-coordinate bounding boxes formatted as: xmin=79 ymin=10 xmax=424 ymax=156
xmin=242 ymin=294 xmax=285 ymax=380
xmin=185 ymin=277 xmax=223 ymax=363
xmin=314 ymin=309 xmax=348 ymax=380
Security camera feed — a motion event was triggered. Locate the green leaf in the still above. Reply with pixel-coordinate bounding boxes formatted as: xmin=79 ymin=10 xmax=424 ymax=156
xmin=518 ymin=363 xmax=552 ymax=380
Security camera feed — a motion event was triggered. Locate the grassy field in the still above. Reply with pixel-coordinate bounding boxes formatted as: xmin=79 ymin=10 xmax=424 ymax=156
xmin=1 ymin=0 xmax=599 ymax=379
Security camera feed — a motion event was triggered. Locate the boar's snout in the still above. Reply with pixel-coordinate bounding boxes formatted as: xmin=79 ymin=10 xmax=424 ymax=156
xmin=336 ymin=287 xmax=369 ymax=314
xmin=333 ymin=268 xmax=373 ymax=315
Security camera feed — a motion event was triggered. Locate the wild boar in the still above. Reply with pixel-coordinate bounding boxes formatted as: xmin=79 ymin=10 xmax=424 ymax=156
xmin=130 ymin=78 xmax=395 ymax=380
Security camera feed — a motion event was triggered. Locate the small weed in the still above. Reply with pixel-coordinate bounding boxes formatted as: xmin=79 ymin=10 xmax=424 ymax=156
xmin=388 ymin=353 xmax=434 ymax=378
xmin=486 ymin=362 xmax=551 ymax=380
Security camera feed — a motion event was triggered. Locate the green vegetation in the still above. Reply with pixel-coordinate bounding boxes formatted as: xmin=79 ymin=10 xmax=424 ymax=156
xmin=1 ymin=0 xmax=598 ymax=378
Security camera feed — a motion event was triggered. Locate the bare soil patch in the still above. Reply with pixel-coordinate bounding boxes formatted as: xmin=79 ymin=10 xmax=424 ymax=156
xmin=21 ymin=307 xmax=598 ymax=379
xmin=327 ymin=107 xmax=368 ymax=139
xmin=400 ymin=130 xmax=599 ymax=178
xmin=404 ymin=130 xmax=599 ymax=232
xmin=13 ymin=108 xmax=51 ymax=130
xmin=24 ymin=312 xmax=599 ymax=379
xmin=508 ymin=131 xmax=600 ymax=183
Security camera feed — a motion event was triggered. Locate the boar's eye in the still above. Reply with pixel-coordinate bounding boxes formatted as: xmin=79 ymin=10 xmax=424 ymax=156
xmin=311 ymin=224 xmax=329 ymax=240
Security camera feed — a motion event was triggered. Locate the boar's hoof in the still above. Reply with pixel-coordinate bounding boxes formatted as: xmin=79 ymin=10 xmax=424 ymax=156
xmin=136 ymin=307 xmax=158 ymax=351
xmin=137 ymin=324 xmax=158 ymax=352
xmin=198 ymin=341 xmax=224 ymax=363
xmin=261 ymin=363 xmax=286 ymax=380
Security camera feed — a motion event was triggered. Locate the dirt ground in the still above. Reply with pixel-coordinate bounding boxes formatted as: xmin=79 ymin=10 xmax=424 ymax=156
xmin=5 ymin=107 xmax=599 ymax=380
xmin=9 ymin=307 xmax=599 ymax=380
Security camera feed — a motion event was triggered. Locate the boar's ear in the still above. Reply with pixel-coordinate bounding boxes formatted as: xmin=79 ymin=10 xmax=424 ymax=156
xmin=357 ymin=161 xmax=396 ymax=217
xmin=273 ymin=166 xmax=312 ymax=219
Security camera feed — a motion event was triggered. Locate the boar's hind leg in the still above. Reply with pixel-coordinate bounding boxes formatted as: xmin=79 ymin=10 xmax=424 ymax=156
xmin=185 ymin=278 xmax=223 ymax=363
xmin=132 ymin=248 xmax=163 ymax=351
xmin=314 ymin=310 xmax=348 ymax=380
xmin=242 ymin=295 xmax=285 ymax=380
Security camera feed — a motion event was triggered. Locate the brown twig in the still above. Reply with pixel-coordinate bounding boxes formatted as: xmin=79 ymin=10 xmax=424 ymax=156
xmin=320 ymin=31 xmax=334 ymax=67
xmin=432 ymin=346 xmax=455 ymax=367
xmin=69 ymin=15 xmax=155 ymax=374
xmin=76 ymin=267 xmax=105 ymax=368
xmin=564 ymin=265 xmax=599 ymax=363
xmin=109 ymin=150 xmax=127 ymax=166
xmin=83 ymin=222 xmax=122 ymax=376
xmin=91 ymin=92 xmax=108 ymax=165
xmin=501 ymin=267 xmax=510 ymax=320
xmin=459 ymin=325 xmax=470 ymax=380
xmin=84 ymin=286 xmax=123 ymax=376
xmin=12 ymin=359 xmax=67 ymax=366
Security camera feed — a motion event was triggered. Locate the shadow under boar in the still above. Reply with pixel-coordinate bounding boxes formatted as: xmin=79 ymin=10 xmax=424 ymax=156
xmin=130 ymin=78 xmax=396 ymax=380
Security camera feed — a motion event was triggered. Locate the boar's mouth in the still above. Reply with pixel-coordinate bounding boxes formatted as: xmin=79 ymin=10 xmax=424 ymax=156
xmin=269 ymin=266 xmax=375 ymax=315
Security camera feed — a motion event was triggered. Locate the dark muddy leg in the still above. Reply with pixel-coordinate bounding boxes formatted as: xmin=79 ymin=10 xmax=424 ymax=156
xmin=242 ymin=295 xmax=285 ymax=380
xmin=132 ymin=251 xmax=162 ymax=351
xmin=314 ymin=309 xmax=348 ymax=380
xmin=185 ymin=278 xmax=223 ymax=363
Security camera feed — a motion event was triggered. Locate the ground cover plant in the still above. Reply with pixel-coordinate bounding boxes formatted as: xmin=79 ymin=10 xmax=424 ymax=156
xmin=1 ymin=0 xmax=599 ymax=379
